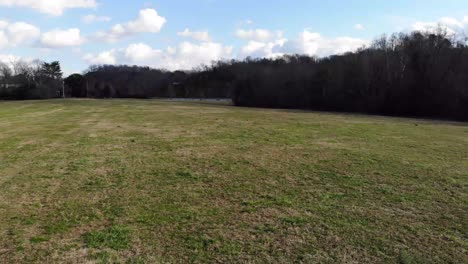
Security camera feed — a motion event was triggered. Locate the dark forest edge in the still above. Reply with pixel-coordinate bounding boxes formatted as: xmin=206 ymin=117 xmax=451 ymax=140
xmin=1 ymin=29 xmax=468 ymax=121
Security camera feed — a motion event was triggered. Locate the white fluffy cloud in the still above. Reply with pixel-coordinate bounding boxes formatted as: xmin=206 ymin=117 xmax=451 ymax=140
xmin=40 ymin=28 xmax=85 ymax=48
xmin=173 ymin=42 xmax=233 ymax=68
xmin=236 ymin=29 xmax=283 ymax=42
xmin=0 ymin=54 xmax=35 ymax=69
xmin=127 ymin=41 xmax=233 ymax=70
xmin=240 ymin=30 xmax=368 ymax=59
xmin=0 ymin=54 xmax=24 ymax=67
xmin=292 ymin=30 xmax=369 ymax=56
xmin=412 ymin=16 xmax=468 ymax=34
xmin=95 ymin=8 xmax=166 ymax=42
xmin=83 ymin=41 xmax=233 ymax=70
xmin=82 ymin=14 xmax=111 ymax=24
xmin=83 ymin=50 xmax=117 ymax=65
xmin=241 ymin=39 xmax=287 ymax=58
xmin=177 ymin=28 xmax=211 ymax=42
xmin=0 ymin=0 xmax=97 ymax=16
xmin=0 ymin=53 xmax=20 ymax=63
xmin=7 ymin=22 xmax=40 ymax=46
xmin=124 ymin=43 xmax=161 ymax=61
xmin=87 ymin=28 xmax=368 ymax=70
xmin=0 ymin=20 xmax=40 ymax=48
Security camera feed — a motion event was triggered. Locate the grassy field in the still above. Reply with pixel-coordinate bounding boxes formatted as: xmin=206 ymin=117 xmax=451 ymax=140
xmin=0 ymin=99 xmax=466 ymax=263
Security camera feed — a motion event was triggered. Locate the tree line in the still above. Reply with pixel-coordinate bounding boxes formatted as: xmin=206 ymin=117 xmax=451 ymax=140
xmin=230 ymin=30 xmax=468 ymax=121
xmin=78 ymin=64 xmax=232 ymax=99
xmin=0 ymin=60 xmax=63 ymax=99
xmin=1 ymin=29 xmax=467 ymax=120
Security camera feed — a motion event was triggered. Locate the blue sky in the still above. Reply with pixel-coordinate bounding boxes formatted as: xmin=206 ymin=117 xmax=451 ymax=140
xmin=1 ymin=0 xmax=468 ymax=75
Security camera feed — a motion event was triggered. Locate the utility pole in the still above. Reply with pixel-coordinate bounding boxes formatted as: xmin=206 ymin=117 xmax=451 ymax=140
xmin=62 ymin=79 xmax=65 ymax=98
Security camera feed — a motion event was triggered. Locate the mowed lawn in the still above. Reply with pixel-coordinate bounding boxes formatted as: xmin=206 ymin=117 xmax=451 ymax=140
xmin=0 ymin=99 xmax=466 ymax=263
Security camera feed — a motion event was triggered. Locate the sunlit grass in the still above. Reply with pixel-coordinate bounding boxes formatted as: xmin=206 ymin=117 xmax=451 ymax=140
xmin=0 ymin=99 xmax=466 ymax=263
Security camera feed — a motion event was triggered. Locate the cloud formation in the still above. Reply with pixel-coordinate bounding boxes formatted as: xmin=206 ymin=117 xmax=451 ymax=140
xmin=0 ymin=0 xmax=97 ymax=16
xmin=0 ymin=53 xmax=22 ymax=64
xmin=292 ymin=30 xmax=369 ymax=56
xmin=240 ymin=39 xmax=287 ymax=58
xmin=84 ymin=41 xmax=233 ymax=70
xmin=239 ymin=30 xmax=369 ymax=59
xmin=177 ymin=29 xmax=211 ymax=42
xmin=83 ymin=50 xmax=117 ymax=65
xmin=0 ymin=20 xmax=40 ymax=48
xmin=95 ymin=8 xmax=166 ymax=42
xmin=82 ymin=14 xmax=112 ymax=24
xmin=41 ymin=28 xmax=85 ymax=48
xmin=412 ymin=16 xmax=468 ymax=34
xmin=236 ymin=29 xmax=283 ymax=42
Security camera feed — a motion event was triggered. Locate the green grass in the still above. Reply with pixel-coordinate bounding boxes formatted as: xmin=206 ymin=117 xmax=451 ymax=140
xmin=0 ymin=99 xmax=466 ymax=263
xmin=83 ymin=226 xmax=131 ymax=250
